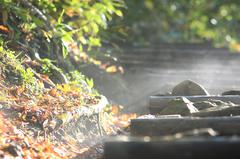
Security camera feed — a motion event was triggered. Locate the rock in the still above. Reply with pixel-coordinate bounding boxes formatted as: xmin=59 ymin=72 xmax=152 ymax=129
xmin=172 ymin=80 xmax=209 ymax=96
xmin=193 ymin=99 xmax=236 ymax=110
xmin=208 ymin=99 xmax=236 ymax=106
xmin=159 ymin=97 xmax=199 ymax=116
xmin=193 ymin=101 xmax=217 ymax=110
xmin=222 ymin=90 xmax=240 ymax=95
xmin=192 ymin=106 xmax=240 ymax=117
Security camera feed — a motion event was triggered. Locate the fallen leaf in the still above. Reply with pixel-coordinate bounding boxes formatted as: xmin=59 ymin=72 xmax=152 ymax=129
xmin=0 ymin=25 xmax=9 ymax=34
xmin=49 ymin=88 xmax=58 ymax=97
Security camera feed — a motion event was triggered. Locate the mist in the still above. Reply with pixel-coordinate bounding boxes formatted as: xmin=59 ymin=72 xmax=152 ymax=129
xmin=81 ymin=45 xmax=240 ymax=114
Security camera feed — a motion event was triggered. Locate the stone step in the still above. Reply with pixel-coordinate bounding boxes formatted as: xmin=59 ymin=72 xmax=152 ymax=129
xmin=104 ymin=136 xmax=240 ymax=159
xmin=149 ymin=95 xmax=240 ymax=114
xmin=130 ymin=116 xmax=240 ymax=136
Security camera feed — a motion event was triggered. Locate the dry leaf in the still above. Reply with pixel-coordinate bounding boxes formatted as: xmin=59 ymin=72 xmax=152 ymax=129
xmin=49 ymin=88 xmax=58 ymax=97
xmin=0 ymin=25 xmax=9 ymax=34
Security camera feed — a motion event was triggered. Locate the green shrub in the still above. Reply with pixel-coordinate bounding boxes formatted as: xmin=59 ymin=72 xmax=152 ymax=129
xmin=107 ymin=0 xmax=240 ymax=48
xmin=0 ymin=0 xmax=124 ymax=59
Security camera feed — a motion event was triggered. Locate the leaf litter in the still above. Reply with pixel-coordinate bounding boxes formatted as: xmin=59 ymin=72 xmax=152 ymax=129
xmin=0 ymin=69 xmax=137 ymax=158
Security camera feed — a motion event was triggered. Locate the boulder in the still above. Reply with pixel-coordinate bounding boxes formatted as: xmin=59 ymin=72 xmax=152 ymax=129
xmin=159 ymin=97 xmax=199 ymax=116
xmin=172 ymin=80 xmax=209 ymax=96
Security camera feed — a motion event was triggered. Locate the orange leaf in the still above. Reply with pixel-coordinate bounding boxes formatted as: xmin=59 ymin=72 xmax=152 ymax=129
xmin=111 ymin=105 xmax=120 ymax=115
xmin=0 ymin=25 xmax=9 ymax=34
xmin=41 ymin=74 xmax=50 ymax=80
xmin=49 ymin=88 xmax=58 ymax=97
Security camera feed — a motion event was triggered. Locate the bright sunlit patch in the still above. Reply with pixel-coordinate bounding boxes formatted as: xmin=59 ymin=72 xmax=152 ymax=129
xmin=143 ymin=136 xmax=151 ymax=142
xmin=104 ymin=104 xmax=137 ymax=133
xmin=225 ymin=35 xmax=232 ymax=42
xmin=210 ymin=18 xmax=217 ymax=25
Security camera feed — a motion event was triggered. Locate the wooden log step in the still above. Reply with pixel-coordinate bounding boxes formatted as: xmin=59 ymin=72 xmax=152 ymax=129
xmin=130 ymin=116 xmax=240 ymax=136
xmin=104 ymin=136 xmax=240 ymax=159
xmin=149 ymin=95 xmax=240 ymax=114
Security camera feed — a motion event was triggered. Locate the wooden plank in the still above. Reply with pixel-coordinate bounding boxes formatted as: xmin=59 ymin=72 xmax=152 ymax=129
xmin=130 ymin=116 xmax=240 ymax=136
xmin=104 ymin=136 xmax=240 ymax=159
xmin=149 ymin=95 xmax=240 ymax=114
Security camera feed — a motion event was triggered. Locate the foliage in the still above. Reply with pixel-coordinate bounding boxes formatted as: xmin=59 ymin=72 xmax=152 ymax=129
xmin=0 ymin=0 xmax=125 ymax=91
xmin=67 ymin=70 xmax=96 ymax=93
xmin=107 ymin=0 xmax=240 ymax=48
xmin=0 ymin=2 xmax=139 ymax=158
xmin=0 ymin=0 xmax=124 ymax=61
